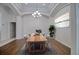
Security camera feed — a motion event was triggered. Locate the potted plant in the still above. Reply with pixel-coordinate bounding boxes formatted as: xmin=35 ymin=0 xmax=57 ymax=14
xmin=49 ymin=25 xmax=56 ymax=37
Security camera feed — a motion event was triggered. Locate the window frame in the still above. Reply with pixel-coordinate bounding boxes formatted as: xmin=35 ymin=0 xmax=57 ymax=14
xmin=54 ymin=13 xmax=70 ymax=28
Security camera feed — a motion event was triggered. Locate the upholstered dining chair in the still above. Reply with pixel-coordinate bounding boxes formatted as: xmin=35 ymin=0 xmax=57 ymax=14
xmin=24 ymin=34 xmax=28 ymax=39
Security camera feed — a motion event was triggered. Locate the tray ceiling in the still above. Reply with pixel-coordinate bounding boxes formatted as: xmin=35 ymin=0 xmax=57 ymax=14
xmin=11 ymin=3 xmax=58 ymax=16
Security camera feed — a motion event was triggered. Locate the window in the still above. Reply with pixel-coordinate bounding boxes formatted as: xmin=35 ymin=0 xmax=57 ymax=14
xmin=55 ymin=21 xmax=69 ymax=27
xmin=55 ymin=12 xmax=70 ymax=28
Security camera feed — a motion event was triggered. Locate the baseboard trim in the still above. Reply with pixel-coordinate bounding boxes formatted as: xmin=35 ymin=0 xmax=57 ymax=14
xmin=0 ymin=38 xmax=16 ymax=47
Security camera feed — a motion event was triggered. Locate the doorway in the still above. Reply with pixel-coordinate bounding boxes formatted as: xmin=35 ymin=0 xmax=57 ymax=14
xmin=10 ymin=22 xmax=16 ymax=38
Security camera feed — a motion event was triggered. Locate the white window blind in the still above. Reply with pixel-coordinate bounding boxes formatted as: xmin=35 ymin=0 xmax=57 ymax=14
xmin=55 ymin=12 xmax=70 ymax=28
xmin=55 ymin=21 xmax=69 ymax=27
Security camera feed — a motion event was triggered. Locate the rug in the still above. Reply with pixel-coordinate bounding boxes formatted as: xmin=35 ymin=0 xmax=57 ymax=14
xmin=17 ymin=43 xmax=58 ymax=55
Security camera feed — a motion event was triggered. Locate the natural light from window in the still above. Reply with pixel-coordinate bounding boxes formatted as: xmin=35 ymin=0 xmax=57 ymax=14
xmin=55 ymin=12 xmax=70 ymax=28
xmin=55 ymin=21 xmax=69 ymax=27
xmin=55 ymin=12 xmax=69 ymax=23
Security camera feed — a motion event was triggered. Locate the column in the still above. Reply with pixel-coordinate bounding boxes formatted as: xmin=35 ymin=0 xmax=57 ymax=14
xmin=70 ymin=4 xmax=76 ymax=54
xmin=16 ymin=16 xmax=23 ymax=39
xmin=76 ymin=4 xmax=79 ymax=54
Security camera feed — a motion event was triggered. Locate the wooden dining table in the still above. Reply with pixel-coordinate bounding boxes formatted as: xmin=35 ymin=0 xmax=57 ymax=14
xmin=26 ymin=33 xmax=48 ymax=53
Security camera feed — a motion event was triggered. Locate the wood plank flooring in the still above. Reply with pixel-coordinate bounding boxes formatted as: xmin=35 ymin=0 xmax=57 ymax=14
xmin=0 ymin=39 xmax=25 ymax=55
xmin=49 ymin=39 xmax=71 ymax=55
xmin=0 ymin=38 xmax=71 ymax=55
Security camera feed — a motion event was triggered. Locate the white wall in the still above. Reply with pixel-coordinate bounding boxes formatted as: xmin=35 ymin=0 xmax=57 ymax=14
xmin=16 ymin=16 xmax=23 ymax=39
xmin=76 ymin=4 xmax=79 ymax=54
xmin=70 ymin=4 xmax=77 ymax=55
xmin=0 ymin=6 xmax=10 ymax=41
xmin=53 ymin=5 xmax=72 ymax=48
xmin=0 ymin=11 xmax=2 ymax=41
xmin=22 ymin=15 xmax=50 ymax=35
xmin=0 ymin=5 xmax=16 ymax=41
xmin=16 ymin=15 xmax=51 ymax=39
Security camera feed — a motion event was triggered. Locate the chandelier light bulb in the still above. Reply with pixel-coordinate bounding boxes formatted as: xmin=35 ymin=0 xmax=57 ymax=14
xmin=36 ymin=11 xmax=38 ymax=13
xmin=32 ymin=14 xmax=34 ymax=16
xmin=32 ymin=10 xmax=42 ymax=17
xmin=38 ymin=13 xmax=40 ymax=15
xmin=34 ymin=12 xmax=36 ymax=15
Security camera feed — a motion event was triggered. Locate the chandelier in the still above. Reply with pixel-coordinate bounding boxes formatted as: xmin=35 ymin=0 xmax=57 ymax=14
xmin=32 ymin=11 xmax=42 ymax=18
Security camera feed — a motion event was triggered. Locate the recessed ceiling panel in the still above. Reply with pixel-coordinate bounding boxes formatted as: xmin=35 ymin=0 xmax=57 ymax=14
xmin=12 ymin=3 xmax=58 ymax=16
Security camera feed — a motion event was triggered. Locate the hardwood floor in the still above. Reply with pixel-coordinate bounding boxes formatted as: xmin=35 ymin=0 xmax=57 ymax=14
xmin=49 ymin=39 xmax=71 ymax=55
xmin=0 ymin=39 xmax=25 ymax=55
xmin=0 ymin=38 xmax=71 ymax=55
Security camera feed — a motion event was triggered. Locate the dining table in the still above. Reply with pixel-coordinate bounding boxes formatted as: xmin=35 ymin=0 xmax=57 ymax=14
xmin=26 ymin=33 xmax=48 ymax=53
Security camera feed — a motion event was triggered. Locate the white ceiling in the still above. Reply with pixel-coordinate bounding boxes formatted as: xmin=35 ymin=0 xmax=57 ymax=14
xmin=11 ymin=3 xmax=58 ymax=16
xmin=0 ymin=3 xmax=70 ymax=17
